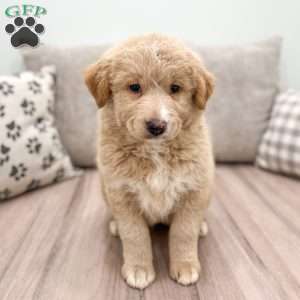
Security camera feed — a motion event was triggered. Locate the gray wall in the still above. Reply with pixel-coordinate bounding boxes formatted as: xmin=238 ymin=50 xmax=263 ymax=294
xmin=0 ymin=0 xmax=299 ymax=88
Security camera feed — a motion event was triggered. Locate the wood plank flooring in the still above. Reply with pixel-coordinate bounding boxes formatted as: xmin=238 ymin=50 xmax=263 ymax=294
xmin=0 ymin=165 xmax=299 ymax=299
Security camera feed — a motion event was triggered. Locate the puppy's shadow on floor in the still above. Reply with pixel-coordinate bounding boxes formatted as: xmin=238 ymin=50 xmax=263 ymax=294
xmin=151 ymin=223 xmax=171 ymax=280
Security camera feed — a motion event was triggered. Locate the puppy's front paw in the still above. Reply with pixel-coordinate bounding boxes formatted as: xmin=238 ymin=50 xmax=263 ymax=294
xmin=170 ymin=261 xmax=201 ymax=285
xmin=122 ymin=263 xmax=155 ymax=289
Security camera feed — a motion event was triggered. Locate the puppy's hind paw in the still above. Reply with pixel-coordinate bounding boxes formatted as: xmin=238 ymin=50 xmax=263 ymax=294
xmin=122 ymin=264 xmax=155 ymax=289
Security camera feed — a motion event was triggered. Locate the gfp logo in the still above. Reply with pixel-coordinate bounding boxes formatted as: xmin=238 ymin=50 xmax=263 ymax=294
xmin=4 ymin=5 xmax=46 ymax=47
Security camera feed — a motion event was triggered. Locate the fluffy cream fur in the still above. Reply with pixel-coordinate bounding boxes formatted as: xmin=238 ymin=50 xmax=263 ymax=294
xmin=85 ymin=33 xmax=215 ymax=289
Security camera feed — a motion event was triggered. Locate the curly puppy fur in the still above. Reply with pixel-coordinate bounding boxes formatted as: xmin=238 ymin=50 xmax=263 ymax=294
xmin=85 ymin=34 xmax=215 ymax=289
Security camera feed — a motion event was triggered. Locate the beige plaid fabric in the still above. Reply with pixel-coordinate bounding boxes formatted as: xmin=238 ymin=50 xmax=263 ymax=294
xmin=256 ymin=90 xmax=300 ymax=177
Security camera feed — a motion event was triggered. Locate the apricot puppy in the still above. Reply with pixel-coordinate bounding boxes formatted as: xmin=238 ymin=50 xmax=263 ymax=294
xmin=85 ymin=34 xmax=215 ymax=289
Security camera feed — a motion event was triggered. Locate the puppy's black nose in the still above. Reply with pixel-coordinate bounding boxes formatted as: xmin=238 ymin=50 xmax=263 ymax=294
xmin=146 ymin=119 xmax=167 ymax=136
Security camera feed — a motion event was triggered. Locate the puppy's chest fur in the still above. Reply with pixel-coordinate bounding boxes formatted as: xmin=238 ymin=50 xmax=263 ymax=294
xmin=126 ymin=146 xmax=200 ymax=225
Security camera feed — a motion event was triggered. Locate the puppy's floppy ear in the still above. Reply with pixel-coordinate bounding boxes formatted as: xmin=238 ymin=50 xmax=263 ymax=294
xmin=193 ymin=67 xmax=215 ymax=110
xmin=84 ymin=59 xmax=111 ymax=108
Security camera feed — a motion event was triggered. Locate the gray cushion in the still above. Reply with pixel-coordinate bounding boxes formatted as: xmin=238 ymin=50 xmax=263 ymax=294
xmin=22 ymin=37 xmax=281 ymax=166
xmin=192 ymin=37 xmax=282 ymax=162
xmin=22 ymin=45 xmax=110 ymax=167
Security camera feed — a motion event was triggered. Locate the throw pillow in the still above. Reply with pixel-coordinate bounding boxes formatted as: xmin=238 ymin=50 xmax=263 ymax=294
xmin=0 ymin=66 xmax=80 ymax=201
xmin=256 ymin=90 xmax=300 ymax=177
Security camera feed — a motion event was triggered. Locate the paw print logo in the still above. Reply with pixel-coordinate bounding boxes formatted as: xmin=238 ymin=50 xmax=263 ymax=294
xmin=6 ymin=121 xmax=22 ymax=141
xmin=35 ymin=117 xmax=47 ymax=132
xmin=28 ymin=80 xmax=42 ymax=94
xmin=0 ymin=105 xmax=5 ymax=117
xmin=21 ymin=99 xmax=36 ymax=116
xmin=10 ymin=163 xmax=27 ymax=181
xmin=26 ymin=179 xmax=41 ymax=192
xmin=0 ymin=82 xmax=14 ymax=96
xmin=0 ymin=144 xmax=10 ymax=166
xmin=5 ymin=16 xmax=44 ymax=47
xmin=0 ymin=188 xmax=11 ymax=201
xmin=26 ymin=137 xmax=42 ymax=154
xmin=42 ymin=153 xmax=56 ymax=170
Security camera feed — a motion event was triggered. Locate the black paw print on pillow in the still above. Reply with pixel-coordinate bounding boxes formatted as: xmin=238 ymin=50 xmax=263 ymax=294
xmin=26 ymin=179 xmax=41 ymax=192
xmin=42 ymin=153 xmax=56 ymax=170
xmin=0 ymin=188 xmax=11 ymax=201
xmin=26 ymin=137 xmax=42 ymax=154
xmin=5 ymin=16 xmax=45 ymax=48
xmin=10 ymin=163 xmax=27 ymax=181
xmin=28 ymin=80 xmax=42 ymax=94
xmin=21 ymin=99 xmax=36 ymax=116
xmin=0 ymin=144 xmax=10 ymax=166
xmin=6 ymin=121 xmax=22 ymax=141
xmin=34 ymin=117 xmax=47 ymax=132
xmin=0 ymin=82 xmax=14 ymax=96
xmin=0 ymin=104 xmax=5 ymax=117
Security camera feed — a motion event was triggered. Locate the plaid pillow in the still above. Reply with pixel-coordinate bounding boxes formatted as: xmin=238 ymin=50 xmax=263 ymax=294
xmin=256 ymin=90 xmax=300 ymax=177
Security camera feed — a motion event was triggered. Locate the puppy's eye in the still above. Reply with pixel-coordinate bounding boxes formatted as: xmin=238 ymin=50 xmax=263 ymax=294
xmin=129 ymin=83 xmax=141 ymax=93
xmin=170 ymin=84 xmax=181 ymax=94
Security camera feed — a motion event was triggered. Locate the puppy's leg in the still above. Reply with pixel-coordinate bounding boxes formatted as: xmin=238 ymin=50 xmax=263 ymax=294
xmin=110 ymin=191 xmax=155 ymax=289
xmin=169 ymin=190 xmax=209 ymax=285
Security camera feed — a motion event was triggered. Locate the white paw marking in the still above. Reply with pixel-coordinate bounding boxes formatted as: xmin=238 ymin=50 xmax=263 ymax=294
xmin=170 ymin=261 xmax=201 ymax=286
xmin=122 ymin=264 xmax=155 ymax=289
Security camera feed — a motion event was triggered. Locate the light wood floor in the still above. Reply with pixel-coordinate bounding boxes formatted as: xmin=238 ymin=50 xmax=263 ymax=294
xmin=0 ymin=165 xmax=299 ymax=300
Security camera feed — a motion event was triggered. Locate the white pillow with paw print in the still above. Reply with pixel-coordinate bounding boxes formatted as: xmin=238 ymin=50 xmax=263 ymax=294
xmin=0 ymin=66 xmax=80 ymax=201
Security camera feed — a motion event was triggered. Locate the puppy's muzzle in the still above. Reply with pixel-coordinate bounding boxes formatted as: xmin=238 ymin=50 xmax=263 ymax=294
xmin=145 ymin=119 xmax=167 ymax=137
